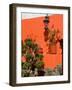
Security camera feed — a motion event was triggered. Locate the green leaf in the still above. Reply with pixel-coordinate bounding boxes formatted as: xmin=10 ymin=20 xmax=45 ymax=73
xmin=35 ymin=61 xmax=44 ymax=69
xmin=24 ymin=38 xmax=33 ymax=48
xmin=35 ymin=54 xmax=43 ymax=60
xmin=25 ymin=53 xmax=33 ymax=61
xmin=22 ymin=62 xmax=31 ymax=70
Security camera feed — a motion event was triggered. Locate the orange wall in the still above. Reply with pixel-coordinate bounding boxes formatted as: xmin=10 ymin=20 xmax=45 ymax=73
xmin=21 ymin=14 xmax=63 ymax=69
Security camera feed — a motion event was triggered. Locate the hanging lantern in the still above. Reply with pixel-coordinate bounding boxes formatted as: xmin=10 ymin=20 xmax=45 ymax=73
xmin=43 ymin=15 xmax=50 ymax=42
xmin=43 ymin=15 xmax=49 ymax=31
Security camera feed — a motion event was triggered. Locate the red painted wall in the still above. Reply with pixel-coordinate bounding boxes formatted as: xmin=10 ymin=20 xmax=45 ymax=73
xmin=21 ymin=14 xmax=63 ymax=69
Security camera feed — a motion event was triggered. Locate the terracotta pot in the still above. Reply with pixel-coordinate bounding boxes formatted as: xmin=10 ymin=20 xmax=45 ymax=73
xmin=48 ymin=43 xmax=57 ymax=54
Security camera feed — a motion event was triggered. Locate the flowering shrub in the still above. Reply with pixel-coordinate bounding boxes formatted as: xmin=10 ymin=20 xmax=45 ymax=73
xmin=21 ymin=38 xmax=45 ymax=77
